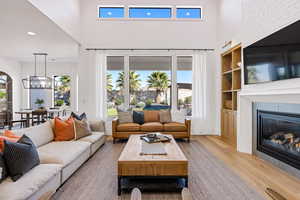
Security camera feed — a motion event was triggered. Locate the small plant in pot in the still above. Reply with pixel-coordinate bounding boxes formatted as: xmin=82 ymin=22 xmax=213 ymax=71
xmin=35 ymin=98 xmax=45 ymax=109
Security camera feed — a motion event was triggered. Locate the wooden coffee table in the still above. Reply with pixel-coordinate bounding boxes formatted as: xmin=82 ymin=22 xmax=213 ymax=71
xmin=117 ymin=135 xmax=188 ymax=195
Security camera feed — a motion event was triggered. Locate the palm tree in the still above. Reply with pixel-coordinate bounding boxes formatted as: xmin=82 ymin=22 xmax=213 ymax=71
xmin=147 ymin=71 xmax=170 ymax=103
xmin=106 ymin=73 xmax=113 ymax=91
xmin=116 ymin=71 xmax=141 ymax=92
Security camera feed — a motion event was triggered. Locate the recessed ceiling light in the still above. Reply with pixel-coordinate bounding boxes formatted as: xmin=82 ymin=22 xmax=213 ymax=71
xmin=27 ymin=31 xmax=36 ymax=36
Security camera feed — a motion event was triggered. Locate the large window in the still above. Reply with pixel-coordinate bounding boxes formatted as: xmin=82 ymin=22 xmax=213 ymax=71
xmin=106 ymin=56 xmax=124 ymax=117
xmin=105 ymin=55 xmax=193 ymax=117
xmin=129 ymin=7 xmax=171 ymax=18
xmin=129 ymin=56 xmax=171 ymax=110
xmin=177 ymin=56 xmax=192 ymax=116
xmin=54 ymin=75 xmax=71 ymax=107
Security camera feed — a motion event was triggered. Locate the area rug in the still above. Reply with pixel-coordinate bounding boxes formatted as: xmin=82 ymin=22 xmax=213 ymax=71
xmin=52 ymin=140 xmax=265 ymax=200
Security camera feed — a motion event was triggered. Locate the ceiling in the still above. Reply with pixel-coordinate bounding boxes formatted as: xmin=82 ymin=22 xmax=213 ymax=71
xmin=0 ymin=0 xmax=79 ymax=62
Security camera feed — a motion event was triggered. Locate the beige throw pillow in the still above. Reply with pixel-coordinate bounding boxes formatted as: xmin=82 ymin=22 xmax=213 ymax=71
xmin=118 ymin=111 xmax=133 ymax=124
xmin=159 ymin=110 xmax=172 ymax=123
xmin=74 ymin=119 xmax=92 ymax=140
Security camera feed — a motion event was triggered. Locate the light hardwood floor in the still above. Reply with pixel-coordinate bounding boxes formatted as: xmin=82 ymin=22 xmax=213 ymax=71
xmin=200 ymin=136 xmax=300 ymax=200
xmin=52 ymin=136 xmax=300 ymax=200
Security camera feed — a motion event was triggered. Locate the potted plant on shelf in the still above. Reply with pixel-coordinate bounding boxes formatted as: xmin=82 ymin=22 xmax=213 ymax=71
xmin=35 ymin=98 xmax=45 ymax=109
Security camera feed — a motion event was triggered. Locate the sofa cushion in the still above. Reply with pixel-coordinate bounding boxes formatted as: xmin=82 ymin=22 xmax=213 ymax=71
xmin=117 ymin=123 xmax=140 ymax=132
xmin=141 ymin=122 xmax=163 ymax=132
xmin=74 ymin=119 xmax=92 ymax=140
xmin=4 ymin=135 xmax=40 ymax=181
xmin=12 ymin=121 xmax=54 ymax=148
xmin=144 ymin=110 xmax=160 ymax=122
xmin=118 ymin=111 xmax=133 ymax=124
xmin=0 ymin=131 xmax=21 ymax=152
xmin=79 ymin=133 xmax=103 ymax=144
xmin=133 ymin=111 xmax=144 ymax=125
xmin=53 ymin=117 xmax=75 ymax=141
xmin=71 ymin=112 xmax=87 ymax=120
xmin=159 ymin=110 xmax=172 ymax=123
xmin=164 ymin=122 xmax=187 ymax=132
xmin=37 ymin=141 xmax=90 ymax=166
xmin=89 ymin=120 xmax=105 ymax=132
xmin=0 ymin=164 xmax=61 ymax=200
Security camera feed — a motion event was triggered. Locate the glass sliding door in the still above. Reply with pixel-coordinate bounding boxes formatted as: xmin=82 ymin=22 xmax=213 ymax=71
xmin=177 ymin=56 xmax=192 ymax=116
xmin=106 ymin=56 xmax=124 ymax=117
xmin=129 ymin=56 xmax=172 ymax=110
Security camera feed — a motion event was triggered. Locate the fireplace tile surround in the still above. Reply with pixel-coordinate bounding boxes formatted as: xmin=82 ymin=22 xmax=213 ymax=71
xmin=253 ymin=102 xmax=300 ymax=179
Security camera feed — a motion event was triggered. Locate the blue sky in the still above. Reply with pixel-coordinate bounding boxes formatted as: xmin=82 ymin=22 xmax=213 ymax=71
xmin=108 ymin=70 xmax=192 ymax=89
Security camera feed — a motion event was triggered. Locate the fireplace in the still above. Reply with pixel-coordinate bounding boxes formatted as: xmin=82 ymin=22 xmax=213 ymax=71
xmin=257 ymin=110 xmax=300 ymax=170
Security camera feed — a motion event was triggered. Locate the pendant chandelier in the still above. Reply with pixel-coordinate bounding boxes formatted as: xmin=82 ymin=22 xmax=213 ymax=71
xmin=22 ymin=53 xmax=53 ymax=89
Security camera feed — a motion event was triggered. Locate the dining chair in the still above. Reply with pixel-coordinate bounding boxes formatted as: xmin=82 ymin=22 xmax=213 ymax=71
xmin=7 ymin=111 xmax=27 ymax=129
xmin=32 ymin=110 xmax=48 ymax=126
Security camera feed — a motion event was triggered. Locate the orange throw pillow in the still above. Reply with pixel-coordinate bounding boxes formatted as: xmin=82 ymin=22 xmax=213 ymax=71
xmin=54 ymin=117 xmax=75 ymax=141
xmin=0 ymin=130 xmax=21 ymax=152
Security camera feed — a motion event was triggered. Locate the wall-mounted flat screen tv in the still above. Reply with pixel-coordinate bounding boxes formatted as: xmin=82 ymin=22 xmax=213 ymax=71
xmin=244 ymin=20 xmax=300 ymax=84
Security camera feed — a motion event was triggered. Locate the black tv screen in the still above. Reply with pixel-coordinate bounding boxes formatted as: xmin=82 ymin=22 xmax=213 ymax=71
xmin=244 ymin=20 xmax=300 ymax=84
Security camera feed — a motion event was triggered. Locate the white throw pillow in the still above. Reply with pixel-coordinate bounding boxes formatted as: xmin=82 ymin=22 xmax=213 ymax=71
xmin=171 ymin=110 xmax=186 ymax=123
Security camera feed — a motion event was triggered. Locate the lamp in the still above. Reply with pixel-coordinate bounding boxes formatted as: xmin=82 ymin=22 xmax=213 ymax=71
xmin=22 ymin=53 xmax=53 ymax=89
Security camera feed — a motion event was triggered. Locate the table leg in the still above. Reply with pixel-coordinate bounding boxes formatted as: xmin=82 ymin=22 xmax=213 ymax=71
xmin=118 ymin=176 xmax=122 ymax=196
xmin=26 ymin=113 xmax=30 ymax=127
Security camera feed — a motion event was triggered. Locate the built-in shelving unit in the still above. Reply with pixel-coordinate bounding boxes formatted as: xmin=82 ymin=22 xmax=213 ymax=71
xmin=221 ymin=44 xmax=242 ymax=148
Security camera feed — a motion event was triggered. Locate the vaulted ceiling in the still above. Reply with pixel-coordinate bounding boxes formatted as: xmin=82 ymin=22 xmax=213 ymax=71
xmin=0 ymin=0 xmax=79 ymax=61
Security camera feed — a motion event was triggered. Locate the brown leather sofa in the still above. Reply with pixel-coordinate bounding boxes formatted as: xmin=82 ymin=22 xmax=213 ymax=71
xmin=112 ymin=110 xmax=191 ymax=143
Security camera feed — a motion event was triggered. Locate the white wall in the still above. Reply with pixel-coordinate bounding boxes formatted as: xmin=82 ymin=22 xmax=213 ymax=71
xmin=78 ymin=0 xmax=219 ymax=133
xmin=20 ymin=62 xmax=78 ymax=111
xmin=0 ymin=57 xmax=22 ymax=119
xmin=215 ymin=0 xmax=300 ymax=134
xmin=80 ymin=0 xmax=218 ymax=48
xmin=27 ymin=0 xmax=81 ymax=43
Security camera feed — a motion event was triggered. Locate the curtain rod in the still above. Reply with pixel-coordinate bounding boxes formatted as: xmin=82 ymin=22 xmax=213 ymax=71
xmin=86 ymin=48 xmax=214 ymax=51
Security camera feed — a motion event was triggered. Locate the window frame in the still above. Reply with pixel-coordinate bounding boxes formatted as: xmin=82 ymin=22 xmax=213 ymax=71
xmin=175 ymin=6 xmax=203 ymax=20
xmin=128 ymin=5 xmax=173 ymax=19
xmin=97 ymin=5 xmax=203 ymax=21
xmin=53 ymin=75 xmax=72 ymax=107
xmin=98 ymin=5 xmax=125 ymax=19
xmin=103 ymin=51 xmax=194 ymax=118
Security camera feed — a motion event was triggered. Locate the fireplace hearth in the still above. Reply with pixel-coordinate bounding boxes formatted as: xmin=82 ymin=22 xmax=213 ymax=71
xmin=257 ymin=110 xmax=300 ymax=170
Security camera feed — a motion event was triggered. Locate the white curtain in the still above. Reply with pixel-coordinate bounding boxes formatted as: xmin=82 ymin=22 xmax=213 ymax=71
xmin=192 ymin=51 xmax=210 ymax=134
xmin=94 ymin=50 xmax=107 ymax=119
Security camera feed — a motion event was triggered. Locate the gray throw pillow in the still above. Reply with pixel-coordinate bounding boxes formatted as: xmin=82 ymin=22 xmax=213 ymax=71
xmin=4 ymin=135 xmax=40 ymax=181
xmin=118 ymin=111 xmax=133 ymax=124
xmin=89 ymin=120 xmax=105 ymax=132
xmin=160 ymin=110 xmax=172 ymax=123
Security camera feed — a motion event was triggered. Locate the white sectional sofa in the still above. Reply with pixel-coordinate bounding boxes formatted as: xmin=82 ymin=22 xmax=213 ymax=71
xmin=0 ymin=120 xmax=106 ymax=200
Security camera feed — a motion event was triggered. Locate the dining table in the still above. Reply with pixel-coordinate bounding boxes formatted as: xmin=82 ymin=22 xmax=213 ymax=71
xmin=15 ymin=108 xmax=63 ymax=128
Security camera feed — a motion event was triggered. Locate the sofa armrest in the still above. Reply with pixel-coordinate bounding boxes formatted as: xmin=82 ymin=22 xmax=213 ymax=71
xmin=185 ymin=119 xmax=191 ymax=137
xmin=112 ymin=118 xmax=119 ymax=134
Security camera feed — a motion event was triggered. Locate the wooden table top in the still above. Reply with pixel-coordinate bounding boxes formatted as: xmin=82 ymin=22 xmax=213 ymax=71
xmin=118 ymin=135 xmax=188 ymax=163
